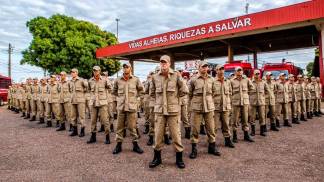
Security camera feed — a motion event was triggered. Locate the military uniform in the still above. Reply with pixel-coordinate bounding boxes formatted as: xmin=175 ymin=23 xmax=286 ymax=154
xmin=180 ymin=78 xmax=190 ymax=138
xmin=305 ymin=78 xmax=313 ymax=119
xmin=287 ymin=75 xmax=299 ymax=124
xmin=112 ymin=71 xmax=144 ymax=154
xmin=214 ymin=74 xmax=234 ymax=147
xmin=149 ymin=55 xmax=186 ymax=169
xmin=230 ymin=71 xmax=254 ymax=142
xmin=87 ymin=70 xmax=112 ymax=144
xmin=309 ymin=77 xmax=319 ymax=117
xmin=18 ymin=85 xmax=26 ymax=116
xmin=30 ymin=80 xmax=39 ymax=121
xmin=25 ymin=80 xmax=33 ymax=119
xmin=69 ymin=74 xmax=88 ymax=137
xmin=275 ymin=78 xmax=291 ymax=127
xmin=295 ymin=76 xmax=307 ymax=121
xmin=265 ymin=76 xmax=279 ymax=131
xmin=46 ymin=79 xmax=61 ymax=127
xmin=249 ymin=75 xmax=268 ymax=136
xmin=188 ymin=68 xmax=220 ymax=159
xmin=38 ymin=82 xmax=48 ymax=124
xmin=57 ymin=77 xmax=72 ymax=131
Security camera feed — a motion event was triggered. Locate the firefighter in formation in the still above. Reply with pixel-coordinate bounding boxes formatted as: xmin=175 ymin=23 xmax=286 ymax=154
xmin=7 ymin=55 xmax=323 ymax=169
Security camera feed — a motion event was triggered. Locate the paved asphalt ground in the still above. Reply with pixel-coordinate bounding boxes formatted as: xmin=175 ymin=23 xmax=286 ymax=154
xmin=0 ymin=105 xmax=324 ymax=182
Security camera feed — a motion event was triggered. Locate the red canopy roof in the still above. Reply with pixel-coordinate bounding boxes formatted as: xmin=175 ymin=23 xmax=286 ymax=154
xmin=96 ymin=0 xmax=324 ymax=61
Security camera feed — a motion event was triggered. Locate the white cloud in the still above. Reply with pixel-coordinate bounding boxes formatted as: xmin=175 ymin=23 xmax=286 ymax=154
xmin=0 ymin=0 xmax=315 ymax=81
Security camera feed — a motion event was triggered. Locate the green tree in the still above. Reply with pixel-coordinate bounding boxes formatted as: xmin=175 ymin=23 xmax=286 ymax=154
xmin=21 ymin=14 xmax=120 ymax=78
xmin=306 ymin=61 xmax=314 ymax=77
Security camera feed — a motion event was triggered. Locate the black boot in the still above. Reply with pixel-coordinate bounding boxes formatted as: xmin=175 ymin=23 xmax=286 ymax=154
xmin=46 ymin=120 xmax=52 ymax=127
xmin=133 ymin=142 xmax=144 ymax=154
xmin=208 ymin=142 xmax=221 ymax=156
xmin=98 ymin=124 xmax=105 ymax=132
xmin=307 ymin=112 xmax=312 ymax=119
xmin=38 ymin=117 xmax=45 ymax=124
xmin=260 ymin=125 xmax=267 ymax=137
xmin=143 ymin=124 xmax=149 ymax=134
xmin=69 ymin=126 xmax=78 ymax=136
xmin=189 ymin=143 xmax=197 ymax=159
xmin=270 ymin=123 xmax=279 ymax=131
xmin=123 ymin=128 xmax=126 ymax=137
xmin=104 ymin=134 xmax=110 ymax=144
xmin=24 ymin=113 xmax=30 ymax=119
xmin=56 ymin=120 xmax=60 ymax=128
xmin=284 ymin=119 xmax=292 ymax=127
xmin=176 ymin=152 xmax=185 ymax=169
xmin=244 ymin=131 xmax=254 ymax=142
xmin=200 ymin=124 xmax=206 ymax=135
xmin=300 ymin=114 xmax=307 ymax=121
xmin=69 ymin=124 xmax=73 ymax=131
xmin=276 ymin=119 xmax=281 ymax=128
xmin=232 ymin=130 xmax=238 ymax=143
xmin=314 ymin=111 xmax=320 ymax=117
xmin=87 ymin=132 xmax=96 ymax=144
xmin=15 ymin=108 xmax=19 ymax=113
xmin=79 ymin=127 xmax=85 ymax=137
xmin=56 ymin=122 xmax=66 ymax=131
xmin=164 ymin=134 xmax=171 ymax=145
xmin=184 ymin=127 xmax=191 ymax=139
xmin=310 ymin=112 xmax=314 ymax=118
xmin=29 ymin=115 xmax=36 ymax=122
xmin=250 ymin=125 xmax=256 ymax=136
xmin=149 ymin=150 xmax=162 ymax=168
xmin=225 ymin=137 xmax=235 ymax=148
xmin=113 ymin=142 xmax=122 ymax=154
xmin=21 ymin=112 xmax=25 ymax=117
xmin=264 ymin=124 xmax=268 ymax=132
xmin=292 ymin=118 xmax=300 ymax=124
xmin=110 ymin=124 xmax=114 ymax=133
xmin=147 ymin=135 xmax=154 ymax=146
xmin=137 ymin=112 xmax=141 ymax=118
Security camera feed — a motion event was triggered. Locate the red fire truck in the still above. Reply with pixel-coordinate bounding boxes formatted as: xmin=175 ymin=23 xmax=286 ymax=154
xmin=0 ymin=74 xmax=12 ymax=106
xmin=261 ymin=61 xmax=303 ymax=79
xmin=224 ymin=60 xmax=254 ymax=78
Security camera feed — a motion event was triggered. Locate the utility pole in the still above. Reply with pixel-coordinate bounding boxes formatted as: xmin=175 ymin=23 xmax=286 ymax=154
xmin=245 ymin=1 xmax=249 ymax=14
xmin=8 ymin=43 xmax=13 ymax=78
xmin=116 ymin=18 xmax=120 ymax=41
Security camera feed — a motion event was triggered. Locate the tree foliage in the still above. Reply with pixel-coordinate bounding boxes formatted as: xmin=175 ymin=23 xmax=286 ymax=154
xmin=21 ymin=14 xmax=120 ymax=78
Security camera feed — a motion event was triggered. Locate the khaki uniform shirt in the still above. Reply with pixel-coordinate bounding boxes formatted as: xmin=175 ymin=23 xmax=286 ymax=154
xmin=150 ymin=69 xmax=188 ymax=115
xmin=113 ymin=74 xmax=143 ymax=112
xmin=213 ymin=77 xmax=232 ymax=111
xmin=275 ymin=81 xmax=289 ymax=104
xmin=70 ymin=77 xmax=88 ymax=104
xmin=265 ymin=80 xmax=276 ymax=106
xmin=249 ymin=79 xmax=268 ymax=106
xmin=47 ymin=82 xmax=60 ymax=104
xmin=59 ymin=80 xmax=72 ymax=103
xmin=188 ymin=74 xmax=215 ymax=113
xmin=89 ymin=76 xmax=112 ymax=107
xmin=230 ymin=76 xmax=254 ymax=106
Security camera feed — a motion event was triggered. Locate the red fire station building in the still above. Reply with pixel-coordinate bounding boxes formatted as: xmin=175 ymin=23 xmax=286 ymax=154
xmin=96 ymin=0 xmax=324 ymax=92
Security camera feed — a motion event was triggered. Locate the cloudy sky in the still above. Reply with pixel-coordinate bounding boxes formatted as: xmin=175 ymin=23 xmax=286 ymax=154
xmin=0 ymin=0 xmax=315 ymax=81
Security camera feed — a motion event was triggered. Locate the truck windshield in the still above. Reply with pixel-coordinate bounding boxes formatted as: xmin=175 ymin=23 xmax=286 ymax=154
xmin=224 ymin=69 xmax=235 ymax=78
xmin=263 ymin=70 xmax=289 ymax=79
